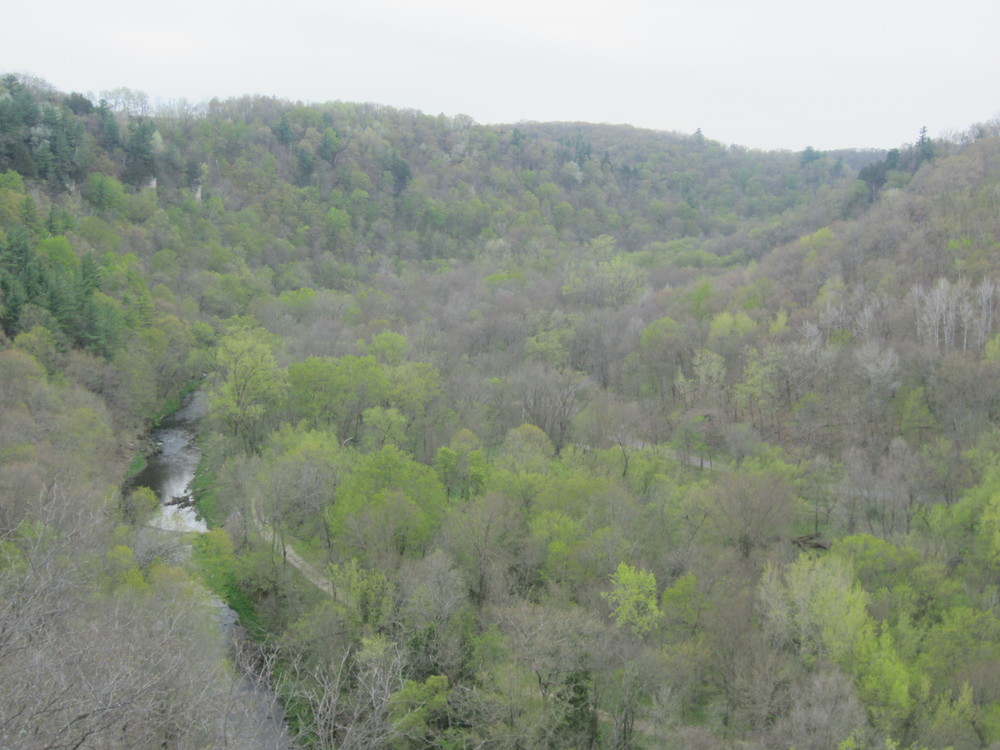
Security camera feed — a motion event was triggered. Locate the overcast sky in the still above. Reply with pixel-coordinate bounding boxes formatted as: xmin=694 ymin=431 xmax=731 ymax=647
xmin=6 ymin=0 xmax=999 ymax=151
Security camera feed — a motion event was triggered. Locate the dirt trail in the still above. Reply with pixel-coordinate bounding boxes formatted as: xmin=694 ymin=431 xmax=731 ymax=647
xmin=251 ymin=502 xmax=334 ymax=597
xmin=279 ymin=539 xmax=334 ymax=596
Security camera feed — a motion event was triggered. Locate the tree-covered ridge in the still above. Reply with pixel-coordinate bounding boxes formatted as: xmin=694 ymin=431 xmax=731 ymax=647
xmin=4 ymin=71 xmax=1000 ymax=748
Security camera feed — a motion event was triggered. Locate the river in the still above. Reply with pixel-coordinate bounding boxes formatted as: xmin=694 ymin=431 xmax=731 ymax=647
xmin=135 ymin=390 xmax=209 ymax=533
xmin=133 ymin=390 xmax=291 ymax=749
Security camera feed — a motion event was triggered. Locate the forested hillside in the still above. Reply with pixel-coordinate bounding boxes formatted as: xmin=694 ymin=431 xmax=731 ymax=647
xmin=4 ymin=71 xmax=1000 ymax=748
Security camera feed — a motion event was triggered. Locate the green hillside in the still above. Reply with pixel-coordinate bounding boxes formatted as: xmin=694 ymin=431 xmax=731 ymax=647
xmin=3 ymin=72 xmax=1000 ymax=748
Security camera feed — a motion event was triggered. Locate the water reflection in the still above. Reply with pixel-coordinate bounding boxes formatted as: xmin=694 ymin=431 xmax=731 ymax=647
xmin=134 ymin=390 xmax=208 ymax=533
xmin=131 ymin=391 xmax=292 ymax=747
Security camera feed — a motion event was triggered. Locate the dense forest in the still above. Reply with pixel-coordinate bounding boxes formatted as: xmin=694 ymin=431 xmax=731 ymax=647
xmin=4 ymin=71 xmax=1000 ymax=748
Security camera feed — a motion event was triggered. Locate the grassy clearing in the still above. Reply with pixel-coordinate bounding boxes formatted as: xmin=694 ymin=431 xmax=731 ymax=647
xmin=191 ymin=528 xmax=265 ymax=638
xmin=191 ymin=464 xmax=222 ymax=528
xmin=124 ymin=451 xmax=147 ymax=479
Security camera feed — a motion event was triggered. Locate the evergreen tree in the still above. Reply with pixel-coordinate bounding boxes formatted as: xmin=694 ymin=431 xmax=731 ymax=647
xmin=123 ymin=118 xmax=156 ymax=187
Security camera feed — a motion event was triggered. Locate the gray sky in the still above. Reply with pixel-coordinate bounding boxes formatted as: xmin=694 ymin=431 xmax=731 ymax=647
xmin=7 ymin=0 xmax=999 ymax=151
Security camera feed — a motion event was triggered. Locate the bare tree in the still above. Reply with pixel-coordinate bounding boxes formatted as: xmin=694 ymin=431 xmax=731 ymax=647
xmin=0 ymin=492 xmax=285 ymax=749
xmin=508 ymin=362 xmax=592 ymax=454
xmin=696 ymin=470 xmax=800 ymax=558
xmin=768 ymin=668 xmax=870 ymax=750
xmin=266 ymin=635 xmax=406 ymax=750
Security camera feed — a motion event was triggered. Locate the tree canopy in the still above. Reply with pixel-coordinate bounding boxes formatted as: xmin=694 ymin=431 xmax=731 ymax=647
xmin=3 ymin=72 xmax=1000 ymax=748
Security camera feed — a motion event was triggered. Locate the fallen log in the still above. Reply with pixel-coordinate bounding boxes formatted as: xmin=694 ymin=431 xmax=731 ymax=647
xmin=164 ymin=493 xmax=195 ymax=509
xmin=792 ymin=533 xmax=831 ymax=551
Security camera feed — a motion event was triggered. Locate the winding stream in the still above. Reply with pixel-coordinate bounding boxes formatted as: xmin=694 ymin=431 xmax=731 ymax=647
xmin=135 ymin=390 xmax=209 ymax=533
xmin=133 ymin=390 xmax=290 ymax=749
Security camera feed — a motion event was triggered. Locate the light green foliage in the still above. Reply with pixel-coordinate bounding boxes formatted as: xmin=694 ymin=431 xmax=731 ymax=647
xmin=936 ymin=465 xmax=1000 ymax=575
xmin=329 ymin=445 xmax=447 ymax=564
xmin=761 ymin=553 xmax=921 ymax=737
xmin=192 ymin=527 xmax=237 ymax=595
xmin=0 ymin=167 xmax=26 ymax=205
xmin=119 ymin=486 xmax=158 ymax=526
xmin=487 ymin=424 xmax=556 ymax=509
xmin=602 ymin=561 xmax=661 ymax=635
xmin=734 ymin=345 xmax=786 ymax=432
xmin=495 ymin=423 xmax=554 ymax=475
xmin=209 ymin=324 xmax=287 ymax=452
xmin=688 ymin=280 xmax=714 ymax=319
xmin=760 ymin=555 xmax=870 ymax=666
xmin=255 ymin=426 xmax=342 ymax=548
xmin=385 ymin=360 xmax=442 ymax=455
xmin=676 ymin=347 xmax=726 ymax=408
xmin=8 ymin=77 xmax=1000 ymax=749
xmin=526 ymin=325 xmax=572 ymax=368
xmin=13 ymin=324 xmax=61 ymax=373
xmin=104 ymin=544 xmax=147 ymax=592
xmin=197 ymin=266 xmax=275 ymax=318
xmin=324 ymin=205 xmax=352 ymax=246
xmin=913 ymin=682 xmax=981 ymax=750
xmin=660 ymin=572 xmax=704 ymax=635
xmin=853 ymin=628 xmax=913 ymax=735
xmin=799 ymin=226 xmax=836 ymax=257
xmin=624 ymin=315 xmax=685 ymax=400
xmin=834 ymin=535 xmax=921 ymax=593
xmin=434 ymin=429 xmax=488 ymax=500
xmin=77 ymin=216 xmax=120 ymax=251
xmin=914 ymin=606 xmax=1000 ymax=695
xmin=813 ymin=274 xmax=847 ymax=313
xmin=389 ymin=674 xmax=451 ymax=748
xmin=893 ymin=386 xmax=937 ymax=445
xmin=81 ymin=173 xmax=127 ymax=211
xmin=639 ymin=316 xmax=680 ymax=351
xmin=146 ymin=313 xmax=205 ymax=392
xmin=387 ymin=361 xmax=440 ymax=410
xmin=362 ymin=406 xmax=408 ymax=450
xmin=287 ymin=354 xmax=389 ymax=438
xmin=53 ymin=404 xmax=116 ymax=482
xmin=561 ymin=249 xmax=646 ymax=309
xmin=327 ymin=558 xmax=397 ymax=633
xmin=368 ymin=329 xmax=408 ymax=365
xmin=769 ymin=307 xmax=789 ymax=334
xmin=984 ymin=332 xmax=1000 ymax=362
xmin=35 ymin=235 xmax=78 ymax=277
xmin=708 ymin=309 xmax=756 ymax=339
xmin=835 ymin=535 xmax=966 ymax=626
xmin=527 ymin=467 xmax=638 ymax=588
xmin=531 ymin=510 xmax=590 ymax=585
xmin=978 ymin=492 xmax=1000 ymax=569
xmin=276 ymin=287 xmax=317 ymax=321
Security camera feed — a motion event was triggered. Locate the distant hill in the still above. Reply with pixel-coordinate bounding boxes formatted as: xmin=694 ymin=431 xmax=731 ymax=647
xmin=5 ymin=71 xmax=1000 ymax=749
